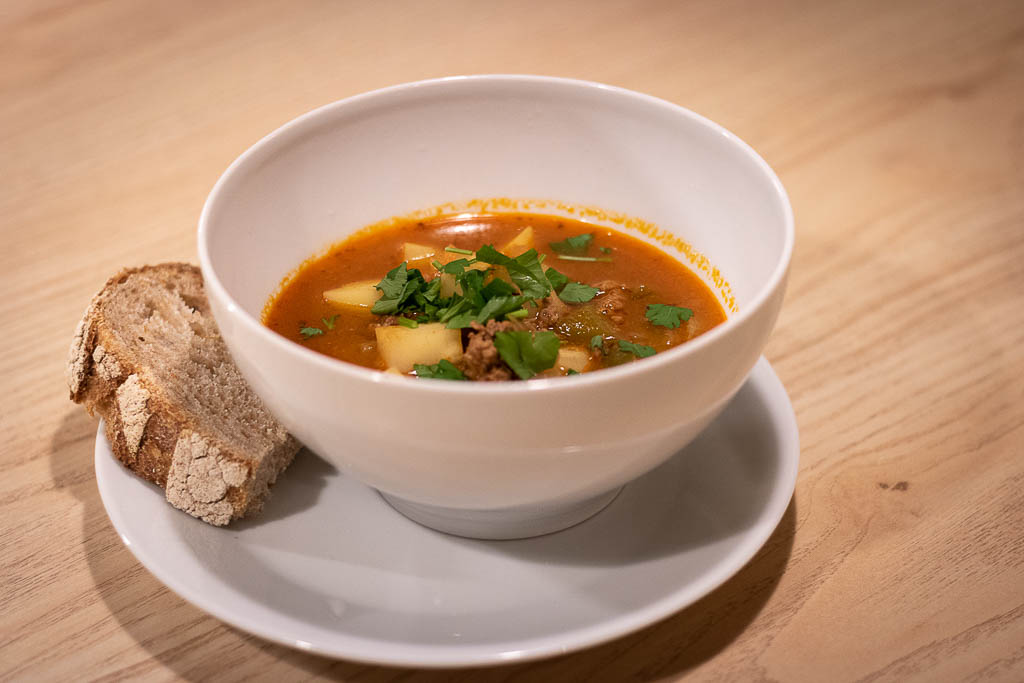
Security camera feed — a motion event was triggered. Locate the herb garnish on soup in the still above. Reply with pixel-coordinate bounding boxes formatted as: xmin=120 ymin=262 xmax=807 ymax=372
xmin=263 ymin=212 xmax=726 ymax=380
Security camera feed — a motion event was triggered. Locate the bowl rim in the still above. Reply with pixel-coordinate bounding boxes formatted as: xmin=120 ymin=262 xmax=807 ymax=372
xmin=197 ymin=74 xmax=794 ymax=394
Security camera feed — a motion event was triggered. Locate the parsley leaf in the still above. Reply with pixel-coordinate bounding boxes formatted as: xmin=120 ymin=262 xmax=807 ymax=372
xmin=617 ymin=340 xmax=656 ymax=358
xmin=544 ymin=267 xmax=569 ymax=292
xmin=558 ymin=281 xmax=599 ymax=303
xmin=458 ymin=269 xmax=487 ymax=309
xmin=299 ymin=326 xmax=323 ymax=339
xmin=321 ymin=314 xmax=338 ymax=330
xmin=375 ymin=262 xmax=408 ymax=300
xmin=444 ymin=311 xmax=477 ymax=329
xmin=438 ymin=258 xmax=472 ymax=275
xmin=397 ymin=317 xmax=419 ymax=328
xmin=474 ymin=246 xmax=550 ymax=299
xmin=475 ymin=294 xmax=528 ymax=324
xmin=599 ymin=246 xmax=612 ymax=254
xmin=481 ymin=278 xmax=519 ymax=298
xmin=567 ymin=369 xmax=581 ymax=375
xmin=589 ymin=334 xmax=604 ymax=350
xmin=645 ymin=303 xmax=693 ymax=329
xmin=416 ymin=277 xmax=442 ymax=304
xmin=549 ymin=233 xmax=593 ymax=255
xmin=541 ymin=265 xmax=597 ymax=303
xmin=413 ymin=359 xmax=466 ymax=380
xmin=494 ymin=330 xmax=561 ymax=379
xmin=372 ymin=263 xmax=429 ymax=315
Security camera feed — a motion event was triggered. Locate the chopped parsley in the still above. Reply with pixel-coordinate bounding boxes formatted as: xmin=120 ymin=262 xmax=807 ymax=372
xmin=367 ymin=246 xmax=561 ymax=330
xmin=555 ymin=254 xmax=613 ymax=263
xmin=413 ymin=359 xmax=466 ymax=380
xmin=543 ymin=266 xmax=598 ymax=303
xmin=617 ymin=340 xmax=656 ymax=358
xmin=567 ymin=369 xmax=581 ymax=375
xmin=299 ymin=326 xmax=323 ymax=339
xmin=549 ymin=233 xmax=593 ymax=255
xmin=445 ymin=246 xmax=475 ymax=255
xmin=645 ymin=303 xmax=693 ymax=329
xmin=437 ymin=258 xmax=473 ymax=274
xmin=599 ymin=246 xmax=612 ymax=254
xmin=371 ymin=263 xmax=429 ymax=315
xmin=558 ymin=281 xmax=599 ymax=303
xmin=474 ymin=246 xmax=550 ymax=299
xmin=493 ymin=330 xmax=560 ymax=380
xmin=544 ymin=267 xmax=569 ymax=292
xmin=321 ymin=314 xmax=338 ymax=330
xmin=475 ymin=294 xmax=528 ymax=324
xmin=357 ymin=242 xmax=668 ymax=378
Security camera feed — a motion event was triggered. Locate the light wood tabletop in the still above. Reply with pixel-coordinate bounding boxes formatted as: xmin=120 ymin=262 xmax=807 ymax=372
xmin=3 ymin=0 xmax=1023 ymax=680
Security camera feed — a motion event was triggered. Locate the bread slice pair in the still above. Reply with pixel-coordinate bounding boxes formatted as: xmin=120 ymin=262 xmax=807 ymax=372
xmin=67 ymin=263 xmax=301 ymax=526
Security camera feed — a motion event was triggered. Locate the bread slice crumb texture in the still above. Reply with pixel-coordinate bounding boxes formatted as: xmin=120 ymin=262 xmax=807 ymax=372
xmin=67 ymin=263 xmax=300 ymax=525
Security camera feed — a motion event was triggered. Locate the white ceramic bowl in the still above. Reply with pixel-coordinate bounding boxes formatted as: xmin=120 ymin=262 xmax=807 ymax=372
xmin=198 ymin=75 xmax=793 ymax=539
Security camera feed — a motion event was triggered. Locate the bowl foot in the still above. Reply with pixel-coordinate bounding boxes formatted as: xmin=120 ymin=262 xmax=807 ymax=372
xmin=379 ymin=487 xmax=623 ymax=540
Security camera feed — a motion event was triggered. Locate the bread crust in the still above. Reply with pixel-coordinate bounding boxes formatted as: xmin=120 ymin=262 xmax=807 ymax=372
xmin=67 ymin=263 xmax=300 ymax=525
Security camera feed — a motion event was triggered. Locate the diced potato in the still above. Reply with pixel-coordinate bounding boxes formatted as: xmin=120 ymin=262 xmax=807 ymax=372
xmin=323 ymin=280 xmax=381 ymax=309
xmin=685 ymin=316 xmax=699 ymax=341
xmin=541 ymin=346 xmax=592 ymax=378
xmin=403 ymin=242 xmax=437 ymax=270
xmin=501 ymin=226 xmax=534 ymax=256
xmin=556 ymin=346 xmax=590 ymax=373
xmin=375 ymin=323 xmax=463 ymax=373
xmin=439 ymin=272 xmax=458 ymax=298
xmin=403 ymin=242 xmax=437 ymax=261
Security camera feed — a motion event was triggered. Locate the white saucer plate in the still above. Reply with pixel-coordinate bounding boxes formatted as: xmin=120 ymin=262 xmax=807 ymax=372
xmin=95 ymin=357 xmax=799 ymax=668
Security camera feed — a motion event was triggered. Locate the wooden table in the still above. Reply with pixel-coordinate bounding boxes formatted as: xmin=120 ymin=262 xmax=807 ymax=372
xmin=3 ymin=0 xmax=1023 ymax=680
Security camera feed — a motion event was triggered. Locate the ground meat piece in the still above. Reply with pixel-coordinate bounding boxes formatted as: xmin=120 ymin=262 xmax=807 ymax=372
xmin=458 ymin=320 xmax=521 ymax=381
xmin=593 ymin=280 xmax=630 ymax=324
xmin=371 ymin=315 xmax=398 ymax=327
xmin=533 ymin=294 xmax=570 ymax=328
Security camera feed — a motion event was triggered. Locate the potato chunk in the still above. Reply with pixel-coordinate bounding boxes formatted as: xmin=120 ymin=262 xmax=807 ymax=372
xmin=323 ymin=280 xmax=381 ymax=309
xmin=501 ymin=226 xmax=534 ymax=256
xmin=403 ymin=242 xmax=437 ymax=270
xmin=556 ymin=346 xmax=590 ymax=373
xmin=438 ymin=272 xmax=458 ymax=298
xmin=541 ymin=346 xmax=591 ymax=377
xmin=375 ymin=323 xmax=463 ymax=373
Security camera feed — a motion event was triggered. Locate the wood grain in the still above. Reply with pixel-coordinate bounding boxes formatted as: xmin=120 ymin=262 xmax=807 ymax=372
xmin=2 ymin=0 xmax=1023 ymax=680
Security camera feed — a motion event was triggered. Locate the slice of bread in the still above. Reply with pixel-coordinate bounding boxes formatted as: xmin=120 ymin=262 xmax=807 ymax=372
xmin=67 ymin=263 xmax=301 ymax=526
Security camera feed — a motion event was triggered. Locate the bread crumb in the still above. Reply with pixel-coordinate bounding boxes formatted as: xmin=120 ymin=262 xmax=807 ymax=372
xmin=115 ymin=374 xmax=150 ymax=456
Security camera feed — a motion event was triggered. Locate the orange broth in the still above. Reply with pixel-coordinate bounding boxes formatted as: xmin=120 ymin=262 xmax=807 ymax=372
xmin=263 ymin=213 xmax=726 ymax=377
